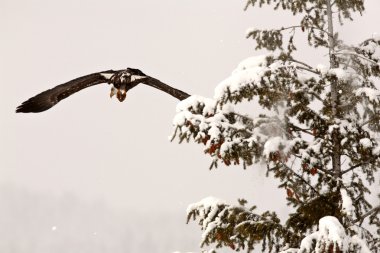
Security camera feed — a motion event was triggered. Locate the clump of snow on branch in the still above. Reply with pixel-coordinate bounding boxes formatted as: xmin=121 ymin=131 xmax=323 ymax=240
xmin=186 ymin=197 xmax=228 ymax=244
xmin=359 ymin=36 xmax=380 ymax=63
xmin=340 ymin=189 xmax=354 ymax=218
xmin=316 ymin=64 xmax=328 ymax=75
xmin=186 ymin=196 xmax=286 ymax=252
xmin=338 ymin=37 xmax=380 ymax=78
xmin=286 ymin=216 xmax=371 ymax=253
xmin=172 ymin=95 xmax=250 ymax=166
xmin=214 ymin=54 xmax=271 ymax=100
xmin=213 ymin=53 xmax=314 ymax=108
xmin=355 ymin=87 xmax=380 ymax=102
xmin=186 ymin=197 xmax=227 ymax=216
xmin=175 ymin=95 xmax=217 ymax=120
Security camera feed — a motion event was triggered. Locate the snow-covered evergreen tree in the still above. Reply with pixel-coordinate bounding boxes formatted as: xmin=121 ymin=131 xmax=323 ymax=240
xmin=172 ymin=0 xmax=380 ymax=252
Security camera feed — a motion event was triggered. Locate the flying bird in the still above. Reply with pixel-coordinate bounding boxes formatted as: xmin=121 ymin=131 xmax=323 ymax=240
xmin=16 ymin=68 xmax=190 ymax=113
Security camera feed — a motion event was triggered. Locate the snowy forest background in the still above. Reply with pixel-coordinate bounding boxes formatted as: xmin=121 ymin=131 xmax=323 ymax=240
xmin=1 ymin=0 xmax=379 ymax=252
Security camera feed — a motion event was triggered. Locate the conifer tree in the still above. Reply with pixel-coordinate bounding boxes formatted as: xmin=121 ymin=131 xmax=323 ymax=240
xmin=171 ymin=0 xmax=380 ymax=252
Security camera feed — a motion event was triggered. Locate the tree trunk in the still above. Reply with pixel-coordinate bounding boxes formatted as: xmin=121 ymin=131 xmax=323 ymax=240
xmin=326 ymin=0 xmax=341 ymax=178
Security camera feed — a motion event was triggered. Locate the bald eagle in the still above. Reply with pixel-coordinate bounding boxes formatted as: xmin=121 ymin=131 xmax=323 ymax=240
xmin=16 ymin=68 xmax=190 ymax=113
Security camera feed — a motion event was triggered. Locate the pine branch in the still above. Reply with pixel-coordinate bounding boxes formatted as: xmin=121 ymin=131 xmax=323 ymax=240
xmin=288 ymin=58 xmax=317 ymax=73
xmin=303 ymin=106 xmax=327 ymax=124
xmin=335 ymin=51 xmax=379 ymax=65
xmin=307 ymin=91 xmax=324 ymax=102
xmin=340 ymin=163 xmax=364 ymax=175
xmin=341 ymin=156 xmax=380 ymax=175
xmin=279 ymin=162 xmax=321 ymax=196
xmin=280 ymin=25 xmax=331 ymax=37
xmin=288 ymin=123 xmax=314 ymax=136
xmin=361 ymin=115 xmax=380 ymax=127
xmin=315 ymin=167 xmax=335 ymax=177
xmin=353 ymin=205 xmax=380 ymax=224
xmin=296 ymin=66 xmax=319 ymax=75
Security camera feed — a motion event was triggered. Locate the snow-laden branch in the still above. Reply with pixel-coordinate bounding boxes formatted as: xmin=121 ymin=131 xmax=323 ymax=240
xmin=281 ymin=216 xmax=372 ymax=253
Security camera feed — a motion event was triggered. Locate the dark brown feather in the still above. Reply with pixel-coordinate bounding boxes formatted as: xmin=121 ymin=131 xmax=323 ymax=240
xmin=16 ymin=71 xmax=115 ymax=113
xmin=144 ymin=76 xmax=190 ymax=101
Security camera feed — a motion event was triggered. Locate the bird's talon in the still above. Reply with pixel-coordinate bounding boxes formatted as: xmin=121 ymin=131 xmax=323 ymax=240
xmin=110 ymin=87 xmax=117 ymax=98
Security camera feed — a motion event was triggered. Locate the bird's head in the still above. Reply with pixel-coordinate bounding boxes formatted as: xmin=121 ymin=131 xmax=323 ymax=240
xmin=108 ymin=68 xmax=148 ymax=102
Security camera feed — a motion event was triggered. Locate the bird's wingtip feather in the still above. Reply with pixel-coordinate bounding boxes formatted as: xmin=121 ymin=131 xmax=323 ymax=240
xmin=15 ymin=97 xmax=52 ymax=113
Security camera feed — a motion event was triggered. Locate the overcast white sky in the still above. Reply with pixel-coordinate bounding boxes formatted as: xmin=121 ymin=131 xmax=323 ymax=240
xmin=0 ymin=0 xmax=379 ymax=252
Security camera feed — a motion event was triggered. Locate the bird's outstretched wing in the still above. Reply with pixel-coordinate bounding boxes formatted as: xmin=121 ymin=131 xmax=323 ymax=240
xmin=16 ymin=67 xmax=190 ymax=113
xmin=16 ymin=71 xmax=117 ymax=113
